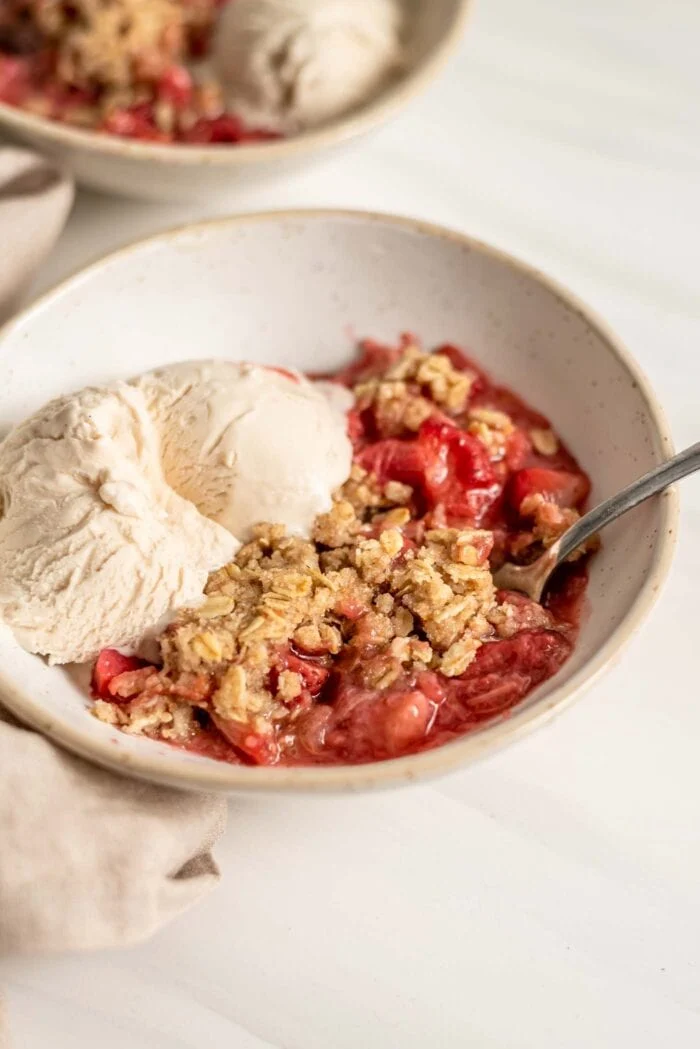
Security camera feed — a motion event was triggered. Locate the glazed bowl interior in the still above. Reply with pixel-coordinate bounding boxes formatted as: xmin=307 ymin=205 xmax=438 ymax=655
xmin=0 ymin=0 xmax=469 ymax=201
xmin=0 ymin=211 xmax=676 ymax=792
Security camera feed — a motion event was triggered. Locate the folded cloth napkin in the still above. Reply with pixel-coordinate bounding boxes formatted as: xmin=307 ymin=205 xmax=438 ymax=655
xmin=0 ymin=149 xmax=227 ymax=966
xmin=0 ymin=710 xmax=227 ymax=954
xmin=0 ymin=997 xmax=8 ymax=1049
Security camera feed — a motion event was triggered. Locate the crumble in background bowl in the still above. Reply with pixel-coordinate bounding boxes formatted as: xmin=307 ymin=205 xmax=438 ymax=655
xmin=0 ymin=210 xmax=677 ymax=793
xmin=0 ymin=0 xmax=471 ymax=202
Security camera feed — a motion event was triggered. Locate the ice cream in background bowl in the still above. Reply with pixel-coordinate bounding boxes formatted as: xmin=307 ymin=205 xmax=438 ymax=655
xmin=0 ymin=362 xmax=352 ymax=665
xmin=0 ymin=0 xmax=472 ymax=199
xmin=212 ymin=0 xmax=404 ymax=133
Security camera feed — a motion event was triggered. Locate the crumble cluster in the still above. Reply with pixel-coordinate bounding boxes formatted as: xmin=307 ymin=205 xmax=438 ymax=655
xmin=353 ymin=343 xmax=475 ymax=434
xmin=23 ymin=1 xmax=184 ymax=85
xmin=101 ymin=493 xmax=499 ymax=744
xmin=7 ymin=0 xmax=223 ymax=131
xmin=514 ymin=494 xmax=598 ymax=561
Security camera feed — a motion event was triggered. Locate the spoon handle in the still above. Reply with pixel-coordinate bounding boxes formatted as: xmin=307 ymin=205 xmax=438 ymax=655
xmin=557 ymin=441 xmax=700 ymax=563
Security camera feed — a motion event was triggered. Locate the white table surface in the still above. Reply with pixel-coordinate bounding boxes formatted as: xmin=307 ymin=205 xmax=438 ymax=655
xmin=2 ymin=0 xmax=700 ymax=1045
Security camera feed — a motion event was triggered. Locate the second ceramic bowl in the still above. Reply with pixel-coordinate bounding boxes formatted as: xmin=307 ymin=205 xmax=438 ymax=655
xmin=0 ymin=0 xmax=470 ymax=201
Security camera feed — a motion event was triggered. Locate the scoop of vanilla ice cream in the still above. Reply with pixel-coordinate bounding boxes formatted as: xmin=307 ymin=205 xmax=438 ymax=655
xmin=212 ymin=0 xmax=403 ymax=131
xmin=0 ymin=384 xmax=238 ymax=665
xmin=136 ymin=360 xmax=353 ymax=540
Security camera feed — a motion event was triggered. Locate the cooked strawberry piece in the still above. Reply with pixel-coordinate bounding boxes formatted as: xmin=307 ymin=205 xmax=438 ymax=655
xmin=458 ymin=629 xmax=571 ymax=689
xmin=455 ymin=676 xmax=528 ymax=717
xmin=277 ymin=648 xmax=330 ymax=697
xmin=101 ymin=108 xmax=139 ymax=137
xmin=442 ymin=487 xmax=502 ymax=528
xmin=108 ymin=667 xmax=161 ymax=700
xmin=92 ymin=649 xmax=149 ymax=700
xmin=181 ymin=118 xmax=217 ymax=143
xmin=414 ymin=671 xmax=448 ymax=705
xmin=346 ymin=407 xmax=366 ymax=448
xmin=419 ymin=418 xmax=495 ymax=488
xmin=317 ymin=674 xmax=441 ymax=762
xmin=211 ymin=713 xmax=279 ymax=766
xmin=208 ymin=114 xmax=246 ymax=142
xmin=494 ymin=590 xmax=554 ymax=633
xmin=435 ymin=630 xmax=571 ymax=726
xmin=0 ymin=55 xmax=29 ymax=104
xmin=418 ymin=418 xmax=501 ymax=523
xmin=509 ymin=467 xmax=590 ymax=512
xmin=357 ymin=419 xmax=502 ymax=524
xmin=102 ymin=104 xmax=171 ymax=142
xmin=295 ymin=705 xmax=334 ymax=757
xmin=182 ymin=113 xmax=245 ymax=143
xmin=545 ymin=563 xmax=589 ymax=626
xmin=504 ymin=428 xmax=532 ymax=470
xmin=168 ymin=673 xmax=213 ymax=702
xmin=364 ymin=517 xmax=414 ymax=555
xmin=157 ymin=65 xmax=193 ymax=107
xmin=177 ymin=725 xmax=245 ymax=765
xmin=330 ymin=678 xmax=372 ymax=723
xmin=333 ymin=594 xmax=367 ymax=621
xmin=383 ymin=690 xmax=436 ymax=753
xmin=356 ymin=437 xmax=427 ymax=489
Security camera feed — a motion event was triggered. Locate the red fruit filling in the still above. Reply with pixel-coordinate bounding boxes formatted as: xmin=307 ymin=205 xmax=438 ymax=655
xmin=0 ymin=2 xmax=282 ymax=146
xmin=92 ymin=649 xmax=147 ymax=700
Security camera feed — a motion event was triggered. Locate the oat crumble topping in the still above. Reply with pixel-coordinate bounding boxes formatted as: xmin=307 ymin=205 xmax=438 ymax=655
xmin=32 ymin=0 xmax=185 ymax=91
xmin=353 ymin=342 xmax=474 ymax=436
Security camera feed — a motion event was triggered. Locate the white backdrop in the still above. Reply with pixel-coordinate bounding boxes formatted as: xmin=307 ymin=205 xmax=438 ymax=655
xmin=2 ymin=0 xmax=700 ymax=1044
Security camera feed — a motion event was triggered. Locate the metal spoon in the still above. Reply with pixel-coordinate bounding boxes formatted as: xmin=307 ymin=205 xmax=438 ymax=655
xmin=494 ymin=441 xmax=700 ymax=602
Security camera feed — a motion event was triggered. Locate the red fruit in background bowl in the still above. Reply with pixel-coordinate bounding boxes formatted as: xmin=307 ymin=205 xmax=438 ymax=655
xmin=92 ymin=649 xmax=147 ymax=699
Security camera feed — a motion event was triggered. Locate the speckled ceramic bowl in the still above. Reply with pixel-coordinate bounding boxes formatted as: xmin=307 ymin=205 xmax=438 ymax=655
xmin=0 ymin=210 xmax=677 ymax=793
xmin=0 ymin=0 xmax=470 ymax=201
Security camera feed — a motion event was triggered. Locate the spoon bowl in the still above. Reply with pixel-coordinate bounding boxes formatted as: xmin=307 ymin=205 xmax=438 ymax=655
xmin=495 ymin=442 xmax=700 ymax=602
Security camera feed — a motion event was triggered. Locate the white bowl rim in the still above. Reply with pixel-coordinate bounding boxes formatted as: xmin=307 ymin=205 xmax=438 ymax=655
xmin=0 ymin=0 xmax=471 ymax=167
xmin=0 ymin=209 xmax=679 ymax=794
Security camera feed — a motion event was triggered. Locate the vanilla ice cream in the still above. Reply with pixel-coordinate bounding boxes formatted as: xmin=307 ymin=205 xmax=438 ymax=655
xmin=0 ymin=383 xmax=239 ymax=665
xmin=0 ymin=359 xmax=352 ymax=665
xmin=136 ymin=360 xmax=352 ymax=539
xmin=212 ymin=0 xmax=403 ymax=131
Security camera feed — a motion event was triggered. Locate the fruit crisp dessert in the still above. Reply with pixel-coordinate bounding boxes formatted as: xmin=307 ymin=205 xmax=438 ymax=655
xmin=89 ymin=337 xmax=596 ymax=767
xmin=0 ymin=0 xmax=403 ymax=144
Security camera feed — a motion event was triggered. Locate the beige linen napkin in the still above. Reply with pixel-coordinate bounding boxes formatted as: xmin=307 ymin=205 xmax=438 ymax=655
xmin=0 ymin=709 xmax=226 ymax=953
xmin=0 ymin=997 xmax=8 ymax=1049
xmin=0 ymin=149 xmax=228 ymax=967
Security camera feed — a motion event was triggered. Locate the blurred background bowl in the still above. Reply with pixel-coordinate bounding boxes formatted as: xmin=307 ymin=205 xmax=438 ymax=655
xmin=0 ymin=0 xmax=471 ymax=202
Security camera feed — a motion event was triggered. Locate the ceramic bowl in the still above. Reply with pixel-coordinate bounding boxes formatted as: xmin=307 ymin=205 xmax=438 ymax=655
xmin=0 ymin=0 xmax=470 ymax=202
xmin=0 ymin=210 xmax=677 ymax=793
